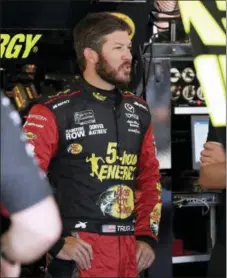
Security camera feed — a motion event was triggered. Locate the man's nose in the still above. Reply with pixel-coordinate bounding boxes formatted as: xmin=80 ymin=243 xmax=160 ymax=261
xmin=122 ymin=49 xmax=132 ymax=61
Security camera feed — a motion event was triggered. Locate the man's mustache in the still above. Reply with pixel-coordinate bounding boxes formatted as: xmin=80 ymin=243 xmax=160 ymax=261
xmin=119 ymin=62 xmax=131 ymax=70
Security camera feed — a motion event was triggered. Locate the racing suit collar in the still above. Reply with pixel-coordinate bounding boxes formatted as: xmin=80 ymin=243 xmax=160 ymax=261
xmin=78 ymin=76 xmax=123 ymax=102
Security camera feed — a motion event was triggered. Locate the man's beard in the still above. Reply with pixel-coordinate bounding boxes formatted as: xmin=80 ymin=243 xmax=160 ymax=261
xmin=95 ymin=54 xmax=131 ymax=89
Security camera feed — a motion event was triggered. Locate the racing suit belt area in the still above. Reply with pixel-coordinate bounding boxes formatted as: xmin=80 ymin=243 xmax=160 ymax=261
xmin=23 ymin=77 xmax=162 ymax=277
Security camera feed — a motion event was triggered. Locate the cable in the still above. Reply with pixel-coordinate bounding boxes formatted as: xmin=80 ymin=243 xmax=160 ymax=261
xmin=138 ymin=25 xmax=159 ymax=100
xmin=137 ymin=2 xmax=180 ymax=99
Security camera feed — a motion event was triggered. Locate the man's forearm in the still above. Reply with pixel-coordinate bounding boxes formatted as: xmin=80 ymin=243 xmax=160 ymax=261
xmin=199 ymin=162 xmax=226 ymax=189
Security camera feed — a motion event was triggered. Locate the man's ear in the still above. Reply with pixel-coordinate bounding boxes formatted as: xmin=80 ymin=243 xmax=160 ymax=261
xmin=84 ymin=48 xmax=99 ymax=65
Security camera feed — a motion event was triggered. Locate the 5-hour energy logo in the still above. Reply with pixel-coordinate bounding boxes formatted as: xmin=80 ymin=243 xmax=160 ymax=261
xmin=0 ymin=34 xmax=42 ymax=59
xmin=86 ymin=142 xmax=137 ymax=182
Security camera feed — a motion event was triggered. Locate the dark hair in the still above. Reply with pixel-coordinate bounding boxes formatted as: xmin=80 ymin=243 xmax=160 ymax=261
xmin=73 ymin=12 xmax=132 ymax=72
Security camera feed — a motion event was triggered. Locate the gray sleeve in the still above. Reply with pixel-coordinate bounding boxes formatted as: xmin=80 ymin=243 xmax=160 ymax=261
xmin=0 ymin=93 xmax=52 ymax=214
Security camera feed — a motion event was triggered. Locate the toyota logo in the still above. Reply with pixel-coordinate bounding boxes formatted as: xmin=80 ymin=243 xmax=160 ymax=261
xmin=125 ymin=103 xmax=135 ymax=113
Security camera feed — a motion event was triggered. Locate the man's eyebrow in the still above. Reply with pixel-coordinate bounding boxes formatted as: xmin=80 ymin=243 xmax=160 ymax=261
xmin=114 ymin=42 xmax=132 ymax=46
xmin=114 ymin=43 xmax=124 ymax=46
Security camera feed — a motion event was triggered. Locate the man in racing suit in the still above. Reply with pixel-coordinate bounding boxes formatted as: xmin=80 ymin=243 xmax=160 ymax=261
xmin=23 ymin=12 xmax=162 ymax=278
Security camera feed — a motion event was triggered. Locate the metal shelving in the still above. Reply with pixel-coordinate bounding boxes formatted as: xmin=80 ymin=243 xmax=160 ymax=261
xmin=173 ymin=254 xmax=211 ymax=264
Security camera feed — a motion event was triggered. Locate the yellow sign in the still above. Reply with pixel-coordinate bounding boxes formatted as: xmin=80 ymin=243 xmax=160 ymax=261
xmin=0 ymin=34 xmax=42 ymax=59
xmin=178 ymin=0 xmax=226 ymax=127
xmin=111 ymin=13 xmax=135 ymax=39
xmin=86 ymin=142 xmax=137 ymax=182
xmin=97 ymin=185 xmax=134 ymax=219
xmin=67 ymin=143 xmax=83 ymax=155
xmin=179 ymin=1 xmax=225 ymax=46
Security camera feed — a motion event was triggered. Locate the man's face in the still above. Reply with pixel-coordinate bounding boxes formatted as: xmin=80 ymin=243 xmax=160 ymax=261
xmin=95 ymin=31 xmax=132 ymax=88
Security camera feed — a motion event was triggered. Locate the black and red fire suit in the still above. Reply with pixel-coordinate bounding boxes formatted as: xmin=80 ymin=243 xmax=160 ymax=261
xmin=23 ymin=77 xmax=162 ymax=277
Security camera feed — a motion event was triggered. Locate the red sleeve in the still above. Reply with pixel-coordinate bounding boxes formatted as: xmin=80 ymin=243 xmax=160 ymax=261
xmin=135 ymin=124 xmax=162 ymax=244
xmin=22 ymin=104 xmax=59 ymax=172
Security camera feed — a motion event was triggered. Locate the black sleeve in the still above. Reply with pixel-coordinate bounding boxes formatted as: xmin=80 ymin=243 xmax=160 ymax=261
xmin=207 ymin=119 xmax=218 ymax=142
xmin=0 ymin=93 xmax=52 ymax=214
xmin=207 ymin=119 xmax=226 ymax=149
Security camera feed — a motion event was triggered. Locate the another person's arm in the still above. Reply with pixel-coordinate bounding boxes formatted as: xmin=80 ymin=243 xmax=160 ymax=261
xmin=0 ymin=96 xmax=61 ymax=271
xmin=199 ymin=162 xmax=226 ymax=189
xmin=199 ymin=120 xmax=226 ymax=189
xmin=199 ymin=142 xmax=226 ymax=189
xmin=135 ymin=123 xmax=162 ymax=272
xmin=1 ymin=196 xmax=61 ymax=264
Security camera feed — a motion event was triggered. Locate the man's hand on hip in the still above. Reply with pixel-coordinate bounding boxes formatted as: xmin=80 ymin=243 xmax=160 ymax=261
xmin=136 ymin=241 xmax=155 ymax=273
xmin=56 ymin=236 xmax=93 ymax=270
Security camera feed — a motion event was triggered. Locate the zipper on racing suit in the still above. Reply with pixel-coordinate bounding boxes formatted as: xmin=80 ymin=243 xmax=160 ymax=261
xmin=113 ymin=106 xmax=120 ymax=154
xmin=113 ymin=105 xmax=121 ymax=276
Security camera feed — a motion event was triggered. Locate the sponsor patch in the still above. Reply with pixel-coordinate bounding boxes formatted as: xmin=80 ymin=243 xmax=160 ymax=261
xmin=97 ymin=185 xmax=134 ymax=219
xmin=74 ymin=110 xmax=96 ymax=125
xmin=126 ymin=120 xmax=140 ymax=128
xmin=125 ymin=113 xmax=139 ymax=120
xmin=24 ymin=132 xmax=38 ymax=140
xmin=65 ymin=127 xmax=85 ymax=140
xmin=53 ymin=100 xmax=70 ymax=109
xmin=24 ymin=122 xmax=44 ymax=128
xmin=93 ymin=92 xmax=107 ymax=101
xmin=75 ymin=221 xmax=87 ymax=229
xmin=125 ymin=103 xmax=135 ymax=113
xmin=128 ymin=128 xmax=140 ymax=134
xmin=67 ymin=143 xmax=83 ymax=154
xmin=117 ymin=224 xmax=134 ymax=232
xmin=88 ymin=123 xmax=107 ymax=136
xmin=102 ymin=225 xmax=116 ymax=233
xmin=134 ymin=101 xmax=148 ymax=111
xmin=86 ymin=142 xmax=137 ymax=182
xmin=28 ymin=114 xmax=47 ymax=121
xmin=48 ymin=89 xmax=70 ymax=99
xmin=150 ymin=203 xmax=162 ymax=236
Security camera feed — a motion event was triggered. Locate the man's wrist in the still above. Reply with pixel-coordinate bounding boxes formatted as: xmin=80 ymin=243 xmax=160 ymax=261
xmin=48 ymin=238 xmax=65 ymax=257
xmin=136 ymin=236 xmax=157 ymax=252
